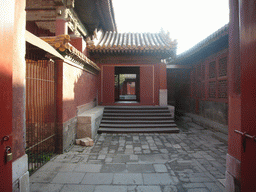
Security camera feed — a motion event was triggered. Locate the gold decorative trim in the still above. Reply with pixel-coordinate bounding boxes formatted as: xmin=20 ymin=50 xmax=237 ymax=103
xmin=41 ymin=35 xmax=100 ymax=72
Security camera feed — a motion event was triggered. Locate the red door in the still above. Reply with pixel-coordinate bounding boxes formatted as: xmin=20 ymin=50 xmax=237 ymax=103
xmin=0 ymin=1 xmax=14 ymax=191
xmin=140 ymin=65 xmax=154 ymax=105
xmin=240 ymin=0 xmax=256 ymax=191
xmin=102 ymin=66 xmax=115 ymax=105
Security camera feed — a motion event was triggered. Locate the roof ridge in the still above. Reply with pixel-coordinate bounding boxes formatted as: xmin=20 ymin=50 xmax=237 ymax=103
xmin=177 ymin=23 xmax=229 ymax=58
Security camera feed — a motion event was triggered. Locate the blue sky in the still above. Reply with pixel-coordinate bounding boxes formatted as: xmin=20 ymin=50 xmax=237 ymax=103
xmin=112 ymin=0 xmax=229 ymax=54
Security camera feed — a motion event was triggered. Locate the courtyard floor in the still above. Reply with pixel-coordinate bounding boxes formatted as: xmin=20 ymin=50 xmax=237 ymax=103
xmin=29 ymin=121 xmax=227 ymax=192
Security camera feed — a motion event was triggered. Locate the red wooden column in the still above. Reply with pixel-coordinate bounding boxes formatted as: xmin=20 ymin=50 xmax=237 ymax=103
xmin=56 ymin=12 xmax=68 ymax=36
xmin=55 ymin=60 xmax=64 ymax=153
xmin=159 ymin=63 xmax=167 ymax=106
xmin=226 ymin=0 xmax=256 ymax=191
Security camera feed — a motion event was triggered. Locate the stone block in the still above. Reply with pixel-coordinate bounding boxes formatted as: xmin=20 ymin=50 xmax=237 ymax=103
xmin=80 ymin=139 xmax=90 ymax=146
xmin=77 ymin=116 xmax=91 ymax=124
xmin=77 ymin=124 xmax=92 ymax=139
xmin=159 ymin=89 xmax=168 ymax=106
xmin=75 ymin=139 xmax=81 ymax=145
xmin=85 ymin=137 xmax=94 ymax=146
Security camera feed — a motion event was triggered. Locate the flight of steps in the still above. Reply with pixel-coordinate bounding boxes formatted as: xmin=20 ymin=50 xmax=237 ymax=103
xmin=98 ymin=106 xmax=179 ymax=134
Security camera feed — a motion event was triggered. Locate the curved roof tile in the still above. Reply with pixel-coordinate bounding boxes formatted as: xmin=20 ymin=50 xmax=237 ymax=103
xmin=88 ymin=31 xmax=177 ymax=54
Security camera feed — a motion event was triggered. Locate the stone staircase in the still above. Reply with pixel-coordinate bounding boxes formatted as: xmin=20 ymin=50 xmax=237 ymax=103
xmin=98 ymin=106 xmax=179 ymax=134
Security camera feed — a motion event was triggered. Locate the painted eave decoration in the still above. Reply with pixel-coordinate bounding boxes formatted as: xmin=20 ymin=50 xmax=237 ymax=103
xmin=87 ymin=31 xmax=177 ymax=56
xmin=167 ymin=24 xmax=229 ymax=65
xmin=74 ymin=0 xmax=116 ymax=36
xmin=41 ymin=35 xmax=100 ymax=72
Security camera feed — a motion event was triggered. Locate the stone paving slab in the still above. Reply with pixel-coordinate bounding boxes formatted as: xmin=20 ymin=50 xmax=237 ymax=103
xmin=113 ymin=173 xmax=143 ymax=184
xmin=51 ymin=172 xmax=85 ymax=184
xmin=30 ymin=121 xmax=227 ymax=192
xmin=60 ymin=185 xmax=95 ymax=192
xmin=81 ymin=173 xmax=113 ymax=185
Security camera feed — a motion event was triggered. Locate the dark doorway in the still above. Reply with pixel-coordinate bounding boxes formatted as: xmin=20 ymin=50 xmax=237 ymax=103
xmin=115 ymin=66 xmax=140 ymax=102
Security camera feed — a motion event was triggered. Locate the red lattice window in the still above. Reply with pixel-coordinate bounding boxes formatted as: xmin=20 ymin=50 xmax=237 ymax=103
xmin=209 ymin=61 xmax=216 ymax=78
xmin=219 ymin=57 xmax=227 ymax=77
xmin=202 ymin=65 xmax=205 ymax=80
xmin=197 ymin=81 xmax=201 ymax=98
xmin=201 ymin=82 xmax=205 ymax=98
xmin=218 ymin=80 xmax=228 ymax=98
xmin=196 ymin=64 xmax=201 ymax=78
xmin=209 ymin=81 xmax=216 ymax=98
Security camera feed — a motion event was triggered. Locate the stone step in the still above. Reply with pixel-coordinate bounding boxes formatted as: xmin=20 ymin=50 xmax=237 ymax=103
xmin=100 ymin=123 xmax=177 ymax=128
xmin=103 ymin=109 xmax=170 ymax=113
xmin=102 ymin=116 xmax=174 ymax=121
xmin=97 ymin=127 xmax=180 ymax=134
xmin=103 ymin=113 xmax=172 ymax=117
xmin=104 ymin=106 xmax=169 ymax=110
xmin=101 ymin=119 xmax=175 ymax=124
xmin=98 ymin=106 xmax=179 ymax=134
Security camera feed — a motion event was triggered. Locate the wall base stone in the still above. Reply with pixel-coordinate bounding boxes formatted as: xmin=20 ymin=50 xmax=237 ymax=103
xmin=225 ymin=153 xmax=241 ymax=192
xmin=176 ymin=111 xmax=228 ymax=143
xmin=63 ymin=116 xmax=77 ymax=152
xmin=77 ymin=106 xmax=104 ymax=139
xmin=12 ymin=154 xmax=29 ymax=192
xmin=159 ymin=89 xmax=168 ymax=106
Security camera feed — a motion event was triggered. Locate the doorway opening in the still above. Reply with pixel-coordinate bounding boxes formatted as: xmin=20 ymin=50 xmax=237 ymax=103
xmin=115 ymin=66 xmax=140 ymax=102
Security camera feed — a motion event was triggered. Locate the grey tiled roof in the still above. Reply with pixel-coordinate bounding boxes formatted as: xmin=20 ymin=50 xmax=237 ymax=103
xmin=88 ymin=31 xmax=177 ymax=54
xmin=167 ymin=24 xmax=229 ymax=64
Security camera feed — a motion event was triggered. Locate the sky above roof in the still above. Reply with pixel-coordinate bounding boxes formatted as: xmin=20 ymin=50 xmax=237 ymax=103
xmin=112 ymin=0 xmax=229 ymax=54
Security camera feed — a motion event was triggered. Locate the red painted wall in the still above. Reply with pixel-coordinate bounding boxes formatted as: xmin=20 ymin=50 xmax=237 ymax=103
xmin=99 ymin=63 xmax=161 ymax=105
xmin=0 ymin=1 xmax=14 ymax=190
xmin=0 ymin=0 xmax=26 ymax=190
xmin=239 ymin=0 xmax=256 ymax=190
xmin=62 ymin=62 xmax=98 ymax=122
xmin=55 ymin=60 xmax=98 ymax=152
xmin=92 ymin=54 xmax=166 ymax=106
xmin=70 ymin=37 xmax=87 ymax=56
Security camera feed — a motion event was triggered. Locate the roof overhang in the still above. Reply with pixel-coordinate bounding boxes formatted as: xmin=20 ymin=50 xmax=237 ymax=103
xmin=167 ymin=24 xmax=229 ymax=66
xmin=25 ymin=30 xmax=64 ymax=60
xmin=74 ymin=0 xmax=116 ymax=36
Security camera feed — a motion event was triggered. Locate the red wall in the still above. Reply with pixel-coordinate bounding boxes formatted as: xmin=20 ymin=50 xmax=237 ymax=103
xmin=61 ymin=61 xmax=98 ymax=122
xmin=70 ymin=37 xmax=87 ymax=56
xmin=92 ymin=54 xmax=166 ymax=106
xmin=190 ymin=50 xmax=229 ymax=104
xmin=0 ymin=0 xmax=26 ymax=190
xmin=98 ymin=63 xmax=163 ymax=106
xmin=239 ymin=0 xmax=256 ymax=190
xmin=226 ymin=0 xmax=256 ymax=191
xmin=0 ymin=1 xmax=14 ymax=190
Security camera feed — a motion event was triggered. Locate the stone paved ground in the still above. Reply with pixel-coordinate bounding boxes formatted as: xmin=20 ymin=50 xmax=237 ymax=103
xmin=30 ymin=121 xmax=227 ymax=192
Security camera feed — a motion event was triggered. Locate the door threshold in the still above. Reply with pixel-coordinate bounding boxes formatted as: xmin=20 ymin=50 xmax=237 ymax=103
xmin=115 ymin=101 xmax=139 ymax=104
